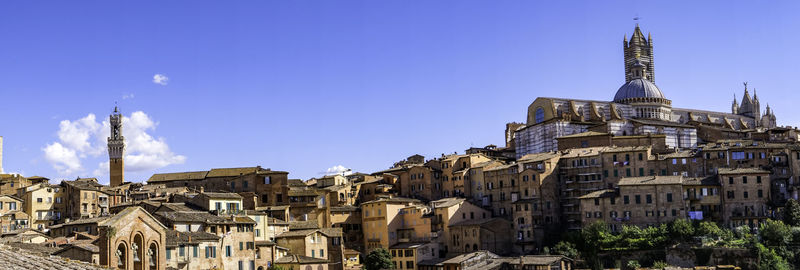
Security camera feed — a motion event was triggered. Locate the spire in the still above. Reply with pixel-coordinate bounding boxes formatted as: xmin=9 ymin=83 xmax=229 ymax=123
xmin=753 ymin=88 xmax=759 ymax=101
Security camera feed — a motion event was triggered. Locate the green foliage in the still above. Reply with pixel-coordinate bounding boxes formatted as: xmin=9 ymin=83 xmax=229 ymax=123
xmin=625 ymin=260 xmax=641 ymax=270
xmin=551 ymin=241 xmax=578 ymax=259
xmin=363 ymin=248 xmax=394 ymax=270
xmin=668 ymin=219 xmax=694 ymax=241
xmin=755 ymin=243 xmax=791 ymax=270
xmin=784 ymin=199 xmax=800 ymax=226
xmin=695 ymin=221 xmax=724 ymax=238
xmin=651 ymin=261 xmax=669 ymax=269
xmin=759 ymin=219 xmax=792 ymax=247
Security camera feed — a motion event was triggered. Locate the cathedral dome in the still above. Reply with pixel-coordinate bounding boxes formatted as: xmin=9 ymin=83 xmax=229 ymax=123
xmin=613 ymin=78 xmax=666 ymax=103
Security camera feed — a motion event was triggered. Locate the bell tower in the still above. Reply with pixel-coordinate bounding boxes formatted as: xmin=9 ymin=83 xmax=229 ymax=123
xmin=623 ymin=24 xmax=655 ymax=83
xmin=108 ymin=106 xmax=125 ymax=187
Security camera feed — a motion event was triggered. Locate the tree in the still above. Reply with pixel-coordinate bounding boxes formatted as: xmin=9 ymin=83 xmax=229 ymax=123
xmin=581 ymin=221 xmax=614 ymax=270
xmin=668 ymin=219 xmax=694 ymax=242
xmin=759 ymin=219 xmax=791 ymax=247
xmin=784 ymin=199 xmax=800 ymax=226
xmin=551 ymin=241 xmax=578 ymax=259
xmin=695 ymin=221 xmax=724 ymax=238
xmin=363 ymin=248 xmax=394 ymax=270
xmin=755 ymin=243 xmax=791 ymax=270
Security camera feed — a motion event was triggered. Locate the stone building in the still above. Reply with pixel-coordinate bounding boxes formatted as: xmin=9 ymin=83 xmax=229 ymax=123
xmin=718 ymin=168 xmax=772 ymax=227
xmin=21 ymin=183 xmax=65 ymax=230
xmin=514 ymin=25 xmax=777 ymax=158
xmin=146 ymin=166 xmax=291 ymax=208
xmin=447 ymin=218 xmax=513 ymax=256
xmin=579 ymin=175 xmax=685 ymax=231
xmin=361 ymin=197 xmax=423 ymax=253
xmin=96 ymin=206 xmax=167 ymax=269
xmin=62 ymin=177 xmax=110 ymax=220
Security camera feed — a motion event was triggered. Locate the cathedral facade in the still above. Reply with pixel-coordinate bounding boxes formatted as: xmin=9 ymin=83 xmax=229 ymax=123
xmin=515 ymin=25 xmax=778 ymax=158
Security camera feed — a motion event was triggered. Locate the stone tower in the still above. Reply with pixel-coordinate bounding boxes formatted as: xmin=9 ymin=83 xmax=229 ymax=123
xmin=736 ymin=82 xmax=761 ymax=125
xmin=623 ymin=24 xmax=655 ymax=83
xmin=108 ymin=106 xmax=125 ymax=187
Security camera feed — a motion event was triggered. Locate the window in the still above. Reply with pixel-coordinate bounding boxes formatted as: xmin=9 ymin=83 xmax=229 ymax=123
xmin=206 ymin=247 xmax=217 ymax=258
xmin=594 ymin=199 xmax=599 ymax=205
xmin=758 ymin=189 xmax=763 ymax=198
xmin=625 ymin=154 xmax=630 ymax=161
xmin=729 ymin=177 xmax=734 ymax=184
xmin=179 ymin=246 xmax=185 ymax=257
xmin=193 ymin=246 xmax=198 ymax=257
xmin=226 ymin=246 xmax=232 ymax=257
xmin=614 ymin=170 xmax=618 ymax=177
xmin=240 ymin=242 xmax=244 ymax=250
xmin=535 ymin=107 xmax=545 ymax=123
xmin=646 ymin=194 xmax=652 ymax=204
xmin=604 ymin=170 xmax=609 ymax=177
xmin=626 ymin=168 xmax=631 ymax=177
xmin=666 ymin=193 xmax=673 ymax=202
xmin=743 ymin=177 xmax=747 ymax=184
xmin=727 ymin=191 xmax=735 ymax=199
xmin=320 ymin=249 xmax=324 ymax=257
xmin=243 ymin=181 xmax=248 ymax=188
xmin=311 ymin=249 xmax=316 ymax=258
xmin=757 ymin=176 xmax=762 ymax=183
xmin=610 ymin=198 xmax=615 ymax=205
xmin=639 ymin=168 xmax=644 ymax=176
xmin=264 ymin=176 xmax=271 ymax=184
xmin=635 ymin=195 xmax=641 ymax=204
xmin=167 ymin=248 xmax=171 ymax=260
xmin=743 ymin=191 xmax=749 ymax=199
xmin=624 ymin=196 xmax=630 ymax=204
xmin=638 ymin=153 xmax=643 ymax=160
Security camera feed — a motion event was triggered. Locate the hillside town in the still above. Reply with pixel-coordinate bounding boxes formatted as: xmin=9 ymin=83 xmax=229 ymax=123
xmin=2 ymin=25 xmax=800 ymax=270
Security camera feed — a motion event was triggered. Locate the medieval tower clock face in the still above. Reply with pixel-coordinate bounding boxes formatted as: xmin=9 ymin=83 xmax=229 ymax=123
xmin=108 ymin=106 xmax=125 ymax=187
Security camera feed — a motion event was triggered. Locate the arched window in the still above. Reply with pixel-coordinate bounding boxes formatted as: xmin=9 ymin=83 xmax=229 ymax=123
xmin=148 ymin=243 xmax=158 ymax=270
xmin=473 ymin=244 xmax=478 ymax=251
xmin=535 ymin=107 xmax=545 ymax=124
xmin=133 ymin=235 xmax=144 ymax=270
xmin=116 ymin=243 xmax=127 ymax=269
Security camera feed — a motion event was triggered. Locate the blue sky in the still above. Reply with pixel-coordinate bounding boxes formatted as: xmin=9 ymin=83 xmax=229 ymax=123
xmin=1 ymin=1 xmax=799 ymax=184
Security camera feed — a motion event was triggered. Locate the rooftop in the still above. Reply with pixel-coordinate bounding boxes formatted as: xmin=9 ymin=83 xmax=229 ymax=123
xmin=618 ymin=175 xmax=683 ymax=186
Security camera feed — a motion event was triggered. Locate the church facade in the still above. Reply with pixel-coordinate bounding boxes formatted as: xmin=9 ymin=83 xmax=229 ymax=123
xmin=515 ymin=25 xmax=778 ymax=158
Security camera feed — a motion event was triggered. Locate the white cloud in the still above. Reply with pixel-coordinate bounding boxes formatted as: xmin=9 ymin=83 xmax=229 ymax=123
xmin=123 ymin=93 xmax=135 ymax=99
xmin=43 ymin=111 xmax=186 ymax=179
xmin=56 ymin=114 xmax=104 ymax=157
xmin=43 ymin=142 xmax=82 ymax=175
xmin=325 ymin=165 xmax=352 ymax=176
xmin=153 ymin=74 xmax=169 ymax=85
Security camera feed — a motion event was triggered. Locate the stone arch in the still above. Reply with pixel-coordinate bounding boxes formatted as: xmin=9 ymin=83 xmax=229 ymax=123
xmin=147 ymin=241 xmax=159 ymax=270
xmin=318 ymin=266 xmax=324 ymax=270
xmin=305 ymin=266 xmax=313 ymax=270
xmin=116 ymin=241 xmax=128 ymax=269
xmin=472 ymin=244 xmax=478 ymax=251
xmin=132 ymin=232 xmax=145 ymax=270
